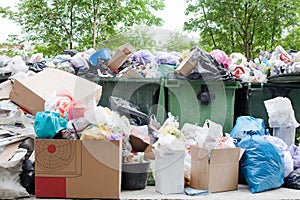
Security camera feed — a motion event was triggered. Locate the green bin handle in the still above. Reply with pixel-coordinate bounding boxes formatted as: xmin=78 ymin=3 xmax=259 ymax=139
xmin=246 ymin=82 xmax=264 ymax=100
xmin=164 ymin=79 xmax=180 ymax=88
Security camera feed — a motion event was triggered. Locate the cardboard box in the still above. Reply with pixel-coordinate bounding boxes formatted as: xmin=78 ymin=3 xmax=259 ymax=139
xmin=35 ymin=139 xmax=121 ymax=199
xmin=9 ymin=68 xmax=102 ymax=115
xmin=129 ymin=135 xmax=154 ymax=160
xmin=190 ymin=146 xmax=244 ymax=193
xmin=176 ymin=48 xmax=198 ymax=76
xmin=108 ymin=44 xmax=135 ymax=70
xmin=154 ymin=150 xmax=185 ymax=194
xmin=118 ymin=67 xmax=143 ymax=78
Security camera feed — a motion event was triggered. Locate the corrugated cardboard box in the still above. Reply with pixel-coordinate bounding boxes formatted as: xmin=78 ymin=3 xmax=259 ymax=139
xmin=108 ymin=44 xmax=135 ymax=70
xmin=35 ymin=139 xmax=121 ymax=199
xmin=9 ymin=68 xmax=102 ymax=115
xmin=190 ymin=146 xmax=244 ymax=193
xmin=176 ymin=48 xmax=198 ymax=76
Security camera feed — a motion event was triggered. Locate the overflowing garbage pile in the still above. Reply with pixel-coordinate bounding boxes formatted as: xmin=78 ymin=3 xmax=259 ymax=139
xmin=0 ymin=65 xmax=299 ymax=199
xmin=1 ymin=44 xmax=300 ymax=83
xmin=0 ymin=43 xmax=300 ymax=199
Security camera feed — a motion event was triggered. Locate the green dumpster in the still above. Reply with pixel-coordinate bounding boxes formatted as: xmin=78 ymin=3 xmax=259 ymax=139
xmin=234 ymin=82 xmax=300 ymax=144
xmin=98 ymin=78 xmax=165 ymax=123
xmin=164 ymin=79 xmax=241 ymax=133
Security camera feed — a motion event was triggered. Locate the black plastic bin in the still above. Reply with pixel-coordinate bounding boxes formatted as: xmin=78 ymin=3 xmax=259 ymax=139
xmin=121 ymin=161 xmax=151 ymax=190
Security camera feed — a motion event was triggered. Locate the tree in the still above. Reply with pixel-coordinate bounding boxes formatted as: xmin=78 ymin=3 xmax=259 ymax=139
xmin=103 ymin=26 xmax=156 ymax=51
xmin=184 ymin=0 xmax=300 ymax=58
xmin=1 ymin=0 xmax=164 ymax=54
xmin=162 ymin=30 xmax=198 ymax=52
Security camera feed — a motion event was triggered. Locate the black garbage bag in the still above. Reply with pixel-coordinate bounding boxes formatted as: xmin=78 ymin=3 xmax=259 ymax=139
xmin=20 ymin=160 xmax=35 ymax=194
xmin=178 ymin=47 xmax=236 ymax=81
xmin=64 ymin=49 xmax=78 ymax=57
xmin=19 ymin=138 xmax=35 ymax=194
xmin=19 ymin=138 xmax=34 ymax=160
xmin=284 ymin=168 xmax=300 ymax=189
xmin=27 ymin=60 xmax=47 ymax=73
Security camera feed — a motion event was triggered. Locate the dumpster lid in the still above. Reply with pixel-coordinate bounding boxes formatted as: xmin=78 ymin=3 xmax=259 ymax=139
xmin=268 ymin=73 xmax=300 ymax=84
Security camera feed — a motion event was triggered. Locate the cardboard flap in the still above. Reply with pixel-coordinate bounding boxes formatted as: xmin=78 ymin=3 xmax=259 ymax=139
xmin=108 ymin=44 xmax=135 ymax=70
xmin=210 ymin=148 xmax=242 ymax=164
xmin=122 ymin=46 xmax=134 ymax=55
xmin=118 ymin=67 xmax=143 ymax=78
xmin=0 ymin=80 xmax=12 ymax=100
xmin=176 ymin=49 xmax=197 ymax=76
xmin=0 ymin=142 xmax=21 ymax=162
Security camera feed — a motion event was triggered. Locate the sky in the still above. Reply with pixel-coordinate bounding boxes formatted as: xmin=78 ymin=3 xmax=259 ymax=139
xmin=0 ymin=0 xmax=189 ymax=43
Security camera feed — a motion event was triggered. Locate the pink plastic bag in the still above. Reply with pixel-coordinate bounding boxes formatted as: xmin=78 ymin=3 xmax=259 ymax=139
xmin=210 ymin=49 xmax=232 ymax=69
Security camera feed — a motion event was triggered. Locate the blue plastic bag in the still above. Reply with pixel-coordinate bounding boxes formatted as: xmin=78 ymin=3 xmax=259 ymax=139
xmin=238 ymin=134 xmax=284 ymax=193
xmin=89 ymin=48 xmax=111 ymax=66
xmin=230 ymin=116 xmax=267 ymax=144
xmin=34 ymin=111 xmax=67 ymax=139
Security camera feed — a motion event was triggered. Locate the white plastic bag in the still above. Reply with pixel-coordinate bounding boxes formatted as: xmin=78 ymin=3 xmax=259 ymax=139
xmin=0 ymin=56 xmax=28 ymax=74
xmin=70 ymin=52 xmax=89 ymax=70
xmin=181 ymin=123 xmax=209 ymax=148
xmin=0 ymin=147 xmax=30 ymax=199
xmin=203 ymin=119 xmax=223 ymax=152
xmin=264 ymin=97 xmax=299 ymax=128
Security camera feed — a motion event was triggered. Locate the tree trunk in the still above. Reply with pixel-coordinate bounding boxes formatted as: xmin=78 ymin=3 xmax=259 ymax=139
xmin=202 ymin=4 xmax=216 ymax=48
xmin=230 ymin=24 xmax=235 ymax=52
xmin=92 ymin=0 xmax=97 ymax=49
xmin=69 ymin=3 xmax=73 ymax=49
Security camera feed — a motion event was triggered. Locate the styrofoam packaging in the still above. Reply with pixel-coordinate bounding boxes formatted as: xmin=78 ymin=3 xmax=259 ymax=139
xmin=273 ymin=126 xmax=296 ymax=147
xmin=154 ymin=150 xmax=185 ymax=194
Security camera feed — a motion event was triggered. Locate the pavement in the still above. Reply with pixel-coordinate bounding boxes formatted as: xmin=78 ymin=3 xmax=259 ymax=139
xmin=26 ymin=184 xmax=300 ymax=200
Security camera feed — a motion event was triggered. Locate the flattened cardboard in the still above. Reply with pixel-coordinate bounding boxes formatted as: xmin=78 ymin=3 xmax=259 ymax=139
xmin=190 ymin=146 xmax=244 ymax=193
xmin=35 ymin=139 xmax=121 ymax=199
xmin=0 ymin=142 xmax=22 ymax=162
xmin=118 ymin=67 xmax=143 ymax=78
xmin=9 ymin=68 xmax=102 ymax=115
xmin=108 ymin=44 xmax=135 ymax=70
xmin=176 ymin=48 xmax=198 ymax=76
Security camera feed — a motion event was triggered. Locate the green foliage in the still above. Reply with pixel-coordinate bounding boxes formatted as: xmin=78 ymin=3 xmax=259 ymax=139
xmin=281 ymin=26 xmax=300 ymax=51
xmin=0 ymin=35 xmax=24 ymax=57
xmin=103 ymin=26 xmax=156 ymax=51
xmin=33 ymin=43 xmax=61 ymax=58
xmin=1 ymin=0 xmax=164 ymax=55
xmin=162 ymin=31 xmax=198 ymax=52
xmin=184 ymin=0 xmax=300 ymax=58
xmin=296 ymin=128 xmax=300 ymax=146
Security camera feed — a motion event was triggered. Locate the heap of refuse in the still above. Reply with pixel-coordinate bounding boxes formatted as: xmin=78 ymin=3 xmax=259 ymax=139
xmin=1 ymin=43 xmax=300 ymax=83
xmin=0 ymin=42 xmax=300 ymax=199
